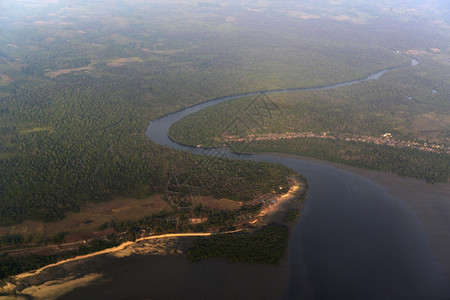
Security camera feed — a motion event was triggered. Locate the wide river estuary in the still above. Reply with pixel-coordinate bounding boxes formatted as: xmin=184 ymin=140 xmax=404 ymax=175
xmin=144 ymin=58 xmax=450 ymax=299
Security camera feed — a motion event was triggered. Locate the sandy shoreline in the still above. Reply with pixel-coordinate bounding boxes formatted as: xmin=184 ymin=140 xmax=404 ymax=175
xmin=0 ymin=180 xmax=302 ymax=299
xmin=2 ymin=153 xmax=447 ymax=299
xmin=7 ymin=183 xmax=300 ymax=283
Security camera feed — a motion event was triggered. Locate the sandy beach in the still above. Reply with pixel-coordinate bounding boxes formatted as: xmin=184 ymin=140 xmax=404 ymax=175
xmin=0 ymin=180 xmax=302 ymax=299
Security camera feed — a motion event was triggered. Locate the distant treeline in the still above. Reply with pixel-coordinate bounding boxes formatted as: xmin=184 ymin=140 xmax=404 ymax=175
xmin=0 ymin=75 xmax=294 ymax=225
xmin=169 ymin=57 xmax=449 ymax=183
xmin=0 ymin=204 xmax=265 ymax=279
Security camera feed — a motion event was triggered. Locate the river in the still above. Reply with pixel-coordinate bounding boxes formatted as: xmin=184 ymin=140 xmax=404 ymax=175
xmin=144 ymin=57 xmax=450 ymax=299
xmin=57 ymin=58 xmax=450 ymax=299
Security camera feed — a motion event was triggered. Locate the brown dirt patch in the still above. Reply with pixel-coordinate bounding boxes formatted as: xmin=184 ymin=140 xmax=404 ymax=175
xmin=0 ymin=195 xmax=173 ymax=240
xmin=106 ymin=57 xmax=142 ymax=67
xmin=409 ymin=112 xmax=450 ymax=140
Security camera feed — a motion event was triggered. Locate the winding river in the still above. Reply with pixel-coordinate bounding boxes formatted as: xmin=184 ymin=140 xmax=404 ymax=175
xmin=145 ymin=58 xmax=450 ymax=299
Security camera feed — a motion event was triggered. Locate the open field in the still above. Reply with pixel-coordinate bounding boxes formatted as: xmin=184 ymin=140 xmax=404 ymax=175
xmin=0 ymin=194 xmax=249 ymax=245
xmin=0 ymin=177 xmax=304 ymax=299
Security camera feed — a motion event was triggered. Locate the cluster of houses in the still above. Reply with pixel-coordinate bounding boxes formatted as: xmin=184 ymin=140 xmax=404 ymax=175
xmin=221 ymin=131 xmax=449 ymax=154
xmin=259 ymin=195 xmax=278 ymax=206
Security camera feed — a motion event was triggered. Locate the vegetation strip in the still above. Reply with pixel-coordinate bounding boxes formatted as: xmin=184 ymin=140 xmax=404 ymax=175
xmin=187 ymin=224 xmax=289 ymax=264
xmin=168 ymin=56 xmax=449 ymax=183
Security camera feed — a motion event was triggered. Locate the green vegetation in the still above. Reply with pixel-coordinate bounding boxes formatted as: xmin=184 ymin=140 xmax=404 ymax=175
xmin=0 ymin=204 xmax=265 ymax=279
xmin=187 ymin=224 xmax=289 ymax=264
xmin=0 ymin=111 xmax=292 ymax=224
xmin=0 ymin=1 xmax=449 ymax=280
xmin=1 ymin=0 xmax=432 ymax=226
xmin=0 ymin=232 xmax=67 ymax=249
xmin=283 ymin=209 xmax=300 ymax=223
xmin=0 ymin=255 xmax=61 ymax=280
xmin=0 ymin=0 xmax=448 ymax=286
xmin=170 ymin=59 xmax=449 ymax=144
xmin=169 ymin=57 xmax=450 ymax=183
xmin=0 ymin=220 xmax=288 ymax=279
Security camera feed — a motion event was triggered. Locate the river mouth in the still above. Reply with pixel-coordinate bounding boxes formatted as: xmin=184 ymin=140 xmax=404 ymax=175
xmin=145 ymin=57 xmax=450 ymax=298
xmin=50 ymin=57 xmax=449 ymax=300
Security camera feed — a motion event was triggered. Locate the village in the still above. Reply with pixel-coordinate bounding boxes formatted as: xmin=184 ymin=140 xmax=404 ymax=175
xmin=221 ymin=131 xmax=450 ymax=155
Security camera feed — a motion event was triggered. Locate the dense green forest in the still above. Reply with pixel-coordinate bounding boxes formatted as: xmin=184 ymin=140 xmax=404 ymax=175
xmin=169 ymin=56 xmax=450 ymax=183
xmin=170 ymin=57 xmax=449 ymax=144
xmin=283 ymin=209 xmax=301 ymax=223
xmin=0 ymin=1 xmax=448 ymax=227
xmin=0 ymin=0 xmax=448 ymax=285
xmin=104 ymin=203 xmax=264 ymax=238
xmin=245 ymin=138 xmax=449 ymax=183
xmin=187 ymin=224 xmax=289 ymax=264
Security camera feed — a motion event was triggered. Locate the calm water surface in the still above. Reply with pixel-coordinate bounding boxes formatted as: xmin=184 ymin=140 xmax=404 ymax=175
xmin=145 ymin=57 xmax=450 ymax=298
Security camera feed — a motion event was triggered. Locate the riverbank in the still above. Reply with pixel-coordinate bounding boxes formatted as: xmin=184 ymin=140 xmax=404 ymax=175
xmin=0 ymin=237 xmax=291 ymax=300
xmin=257 ymin=178 xmax=304 ymax=226
xmin=57 ymin=179 xmax=304 ymax=300
xmin=0 ymin=179 xmax=303 ymax=299
xmin=143 ymin=53 xmax=450 ymax=298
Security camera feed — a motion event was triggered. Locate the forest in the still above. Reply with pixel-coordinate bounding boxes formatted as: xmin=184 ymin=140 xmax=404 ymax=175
xmin=0 ymin=1 xmax=431 ymax=226
xmin=187 ymin=224 xmax=289 ymax=264
xmin=169 ymin=56 xmax=450 ymax=183
xmin=0 ymin=0 xmax=449 ymax=275
xmin=0 ymin=202 xmax=272 ymax=279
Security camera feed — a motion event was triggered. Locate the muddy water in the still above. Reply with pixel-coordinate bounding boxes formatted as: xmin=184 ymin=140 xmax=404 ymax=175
xmin=143 ymin=56 xmax=449 ymax=298
xmin=64 ymin=57 xmax=450 ymax=299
